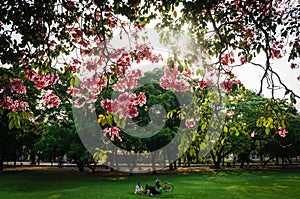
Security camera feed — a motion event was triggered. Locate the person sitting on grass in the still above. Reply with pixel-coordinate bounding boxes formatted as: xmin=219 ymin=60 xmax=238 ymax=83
xmin=155 ymin=181 xmax=163 ymax=194
xmin=134 ymin=182 xmax=144 ymax=194
xmin=145 ymin=181 xmax=163 ymax=196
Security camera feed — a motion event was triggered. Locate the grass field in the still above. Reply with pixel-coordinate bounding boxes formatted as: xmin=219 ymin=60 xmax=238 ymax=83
xmin=0 ymin=167 xmax=299 ymax=199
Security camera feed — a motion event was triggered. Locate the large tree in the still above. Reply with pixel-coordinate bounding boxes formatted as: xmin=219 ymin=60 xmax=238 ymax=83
xmin=1 ymin=1 xmax=299 ymax=172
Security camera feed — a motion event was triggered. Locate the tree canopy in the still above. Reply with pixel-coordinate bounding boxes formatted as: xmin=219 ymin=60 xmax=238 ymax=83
xmin=1 ymin=0 xmax=299 ymax=171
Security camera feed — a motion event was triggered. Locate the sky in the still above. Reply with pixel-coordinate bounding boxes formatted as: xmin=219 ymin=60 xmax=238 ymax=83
xmin=232 ymin=53 xmax=300 ymax=110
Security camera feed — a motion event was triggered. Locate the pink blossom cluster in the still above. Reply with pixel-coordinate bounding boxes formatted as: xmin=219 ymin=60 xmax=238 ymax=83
xmin=65 ymin=58 xmax=81 ymax=73
xmin=221 ymin=52 xmax=235 ymax=66
xmin=43 ymin=93 xmax=61 ymax=109
xmin=112 ymin=69 xmax=142 ymax=92
xmin=182 ymin=68 xmax=194 ymax=77
xmin=185 ymin=118 xmax=196 ymax=128
xmin=67 ymin=27 xmax=91 ymax=48
xmin=0 ymin=96 xmax=29 ymax=111
xmin=25 ymin=70 xmax=59 ymax=89
xmin=10 ymin=78 xmax=27 ymax=94
xmin=240 ymin=55 xmax=247 ymax=64
xmin=0 ymin=78 xmax=29 ymax=111
xmin=270 ymin=40 xmax=285 ymax=59
xmin=67 ymin=75 xmax=106 ymax=108
xmin=198 ymin=79 xmax=215 ymax=89
xmin=62 ymin=0 xmax=76 ymax=10
xmin=160 ymin=65 xmax=191 ymax=92
xmin=101 ymin=92 xmax=146 ymax=119
xmin=220 ymin=78 xmax=241 ymax=92
xmin=48 ymin=40 xmax=57 ymax=51
xmin=109 ymin=45 xmax=162 ymax=77
xmin=103 ymin=127 xmax=122 ymax=141
xmin=278 ymin=126 xmax=288 ymax=137
xmin=132 ymin=44 xmax=163 ymax=64
xmin=227 ymin=110 xmax=235 ymax=116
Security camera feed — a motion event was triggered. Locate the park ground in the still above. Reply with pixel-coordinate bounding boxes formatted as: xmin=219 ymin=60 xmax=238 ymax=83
xmin=0 ymin=166 xmax=300 ymax=199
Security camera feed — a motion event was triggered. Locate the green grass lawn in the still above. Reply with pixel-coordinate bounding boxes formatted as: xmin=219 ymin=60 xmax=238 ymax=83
xmin=0 ymin=168 xmax=299 ymax=199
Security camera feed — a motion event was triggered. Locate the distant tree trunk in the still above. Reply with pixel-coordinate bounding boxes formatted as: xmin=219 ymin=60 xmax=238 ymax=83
xmin=172 ymin=160 xmax=177 ymax=170
xmin=187 ymin=155 xmax=191 ymax=167
xmin=281 ymin=156 xmax=285 ymax=168
xmin=287 ymin=156 xmax=292 ymax=165
xmin=275 ymin=156 xmax=279 ymax=165
xmin=263 ymin=156 xmax=275 ymax=167
xmin=169 ymin=162 xmax=174 ymax=171
xmin=211 ymin=151 xmax=221 ymax=169
xmin=58 ymin=157 xmax=63 ymax=168
xmin=77 ymin=160 xmax=84 ymax=172
xmin=151 ymin=152 xmax=157 ymax=174
xmin=211 ymin=146 xmax=232 ymax=169
xmin=259 ymin=140 xmax=263 ymax=166
xmin=87 ymin=159 xmax=96 ymax=174
xmin=178 ymin=158 xmax=181 ymax=166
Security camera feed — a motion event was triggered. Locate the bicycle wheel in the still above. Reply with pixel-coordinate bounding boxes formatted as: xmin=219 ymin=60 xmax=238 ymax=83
xmin=164 ymin=183 xmax=174 ymax=192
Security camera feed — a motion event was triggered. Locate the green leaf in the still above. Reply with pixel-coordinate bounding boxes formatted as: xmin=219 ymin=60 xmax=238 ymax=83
xmin=223 ymin=125 xmax=228 ymax=133
xmin=281 ymin=120 xmax=286 ymax=129
xmin=221 ymin=138 xmax=225 ymax=145
xmin=290 ymin=94 xmax=297 ymax=104
xmin=201 ymin=122 xmax=207 ymax=132
xmin=8 ymin=120 xmax=14 ymax=129
xmin=265 ymin=127 xmax=270 ymax=135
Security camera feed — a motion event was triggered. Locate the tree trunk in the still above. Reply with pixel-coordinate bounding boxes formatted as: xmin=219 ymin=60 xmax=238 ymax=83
xmin=281 ymin=156 xmax=285 ymax=168
xmin=77 ymin=160 xmax=84 ymax=172
xmin=151 ymin=152 xmax=157 ymax=174
xmin=240 ymin=160 xmax=245 ymax=168
xmin=87 ymin=160 xmax=96 ymax=174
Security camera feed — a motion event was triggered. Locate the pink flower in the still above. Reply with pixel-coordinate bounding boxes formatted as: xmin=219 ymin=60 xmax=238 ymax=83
xmin=63 ymin=1 xmax=75 ymax=10
xmin=220 ymin=78 xmax=241 ymax=92
xmin=198 ymin=81 xmax=207 ymax=89
xmin=112 ymin=69 xmax=142 ymax=92
xmin=183 ymin=68 xmax=194 ymax=77
xmin=43 ymin=93 xmax=61 ymax=109
xmin=227 ymin=110 xmax=235 ymax=116
xmin=220 ymin=80 xmax=233 ymax=92
xmin=0 ymin=96 xmax=29 ymax=111
xmin=18 ymin=101 xmax=29 ymax=111
xmin=134 ymin=92 xmax=147 ymax=106
xmin=185 ymin=118 xmax=196 ymax=128
xmin=103 ymin=127 xmax=122 ymax=141
xmin=160 ymin=66 xmax=190 ymax=92
xmin=290 ymin=63 xmax=298 ymax=69
xmin=221 ymin=52 xmax=235 ymax=66
xmin=25 ymin=70 xmax=59 ymax=89
xmin=251 ymin=131 xmax=255 ymax=138
xmin=100 ymin=91 xmax=146 ymax=119
xmin=278 ymin=126 xmax=288 ymax=137
xmin=240 ymin=55 xmax=247 ymax=64
xmin=10 ymin=78 xmax=27 ymax=94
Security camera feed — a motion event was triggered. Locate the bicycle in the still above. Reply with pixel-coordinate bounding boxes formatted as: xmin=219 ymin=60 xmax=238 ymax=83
xmin=155 ymin=178 xmax=174 ymax=192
